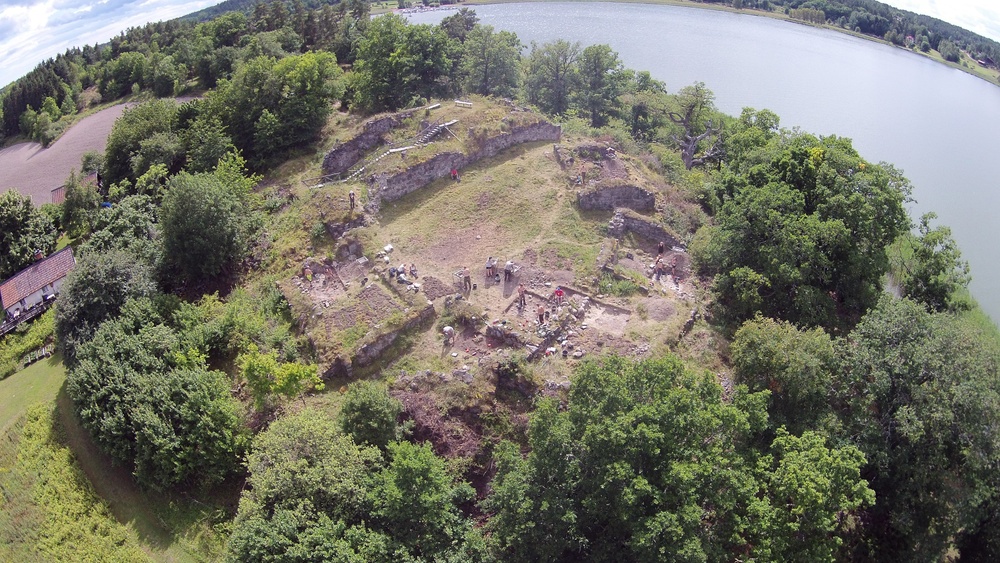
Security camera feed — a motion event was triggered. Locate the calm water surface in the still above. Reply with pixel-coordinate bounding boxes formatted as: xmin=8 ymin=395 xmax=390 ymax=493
xmin=410 ymin=2 xmax=1000 ymax=323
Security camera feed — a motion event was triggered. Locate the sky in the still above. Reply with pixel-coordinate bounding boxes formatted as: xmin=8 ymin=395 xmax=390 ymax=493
xmin=0 ymin=0 xmax=218 ymax=89
xmin=2 ymin=0 xmax=1000 ymax=89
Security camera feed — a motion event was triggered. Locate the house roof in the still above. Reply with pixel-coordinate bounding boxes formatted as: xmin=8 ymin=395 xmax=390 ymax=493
xmin=0 ymin=247 xmax=76 ymax=310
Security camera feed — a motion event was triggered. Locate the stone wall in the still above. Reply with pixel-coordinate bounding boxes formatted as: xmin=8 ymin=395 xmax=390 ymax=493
xmin=322 ymin=109 xmax=417 ymax=175
xmin=372 ymin=151 xmax=464 ymax=203
xmin=353 ymin=303 xmax=435 ymax=369
xmin=577 ymin=183 xmax=655 ymax=212
xmin=607 ymin=208 xmax=683 ymax=249
xmin=368 ymin=121 xmax=561 ymax=208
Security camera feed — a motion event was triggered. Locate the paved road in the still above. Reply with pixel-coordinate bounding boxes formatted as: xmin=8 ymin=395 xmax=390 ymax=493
xmin=0 ymin=104 xmax=128 ymax=205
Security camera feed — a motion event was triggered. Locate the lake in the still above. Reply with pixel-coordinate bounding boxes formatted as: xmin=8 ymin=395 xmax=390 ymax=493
xmin=409 ymin=2 xmax=1000 ymax=323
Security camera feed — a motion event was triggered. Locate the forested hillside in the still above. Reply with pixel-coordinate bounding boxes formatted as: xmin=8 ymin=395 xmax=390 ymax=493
xmin=731 ymin=0 xmax=1000 ymax=68
xmin=2 ymin=2 xmax=999 ymax=562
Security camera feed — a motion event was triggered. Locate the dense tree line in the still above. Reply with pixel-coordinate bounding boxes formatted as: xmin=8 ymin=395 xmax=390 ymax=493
xmin=745 ymin=0 xmax=1000 ymax=65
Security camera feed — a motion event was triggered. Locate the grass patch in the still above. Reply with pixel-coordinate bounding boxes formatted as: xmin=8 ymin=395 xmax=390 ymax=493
xmin=0 ymin=404 xmax=150 ymax=562
xmin=0 ymin=352 xmax=64 ymax=434
xmin=598 ymin=273 xmax=641 ymax=297
xmin=54 ymin=388 xmax=235 ymax=562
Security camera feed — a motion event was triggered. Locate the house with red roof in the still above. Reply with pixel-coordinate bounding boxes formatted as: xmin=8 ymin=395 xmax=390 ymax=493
xmin=0 ymin=247 xmax=76 ymax=322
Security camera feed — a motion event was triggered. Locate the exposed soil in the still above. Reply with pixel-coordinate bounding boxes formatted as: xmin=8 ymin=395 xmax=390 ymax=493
xmin=393 ymin=390 xmax=481 ymax=460
xmin=326 ymin=283 xmax=400 ymax=332
xmin=419 ymin=276 xmax=453 ymax=301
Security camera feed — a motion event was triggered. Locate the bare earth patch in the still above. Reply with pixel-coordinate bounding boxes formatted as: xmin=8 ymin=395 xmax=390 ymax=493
xmin=0 ymin=104 xmax=129 ymax=204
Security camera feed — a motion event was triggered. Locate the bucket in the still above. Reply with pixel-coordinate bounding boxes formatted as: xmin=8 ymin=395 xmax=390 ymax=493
xmin=472 ymin=283 xmax=477 ymax=290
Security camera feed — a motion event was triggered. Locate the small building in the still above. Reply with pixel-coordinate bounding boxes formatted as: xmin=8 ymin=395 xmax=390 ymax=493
xmin=0 ymin=247 xmax=76 ymax=321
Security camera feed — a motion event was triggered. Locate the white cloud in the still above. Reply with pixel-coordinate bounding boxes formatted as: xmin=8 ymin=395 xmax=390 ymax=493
xmin=0 ymin=0 xmax=218 ymax=89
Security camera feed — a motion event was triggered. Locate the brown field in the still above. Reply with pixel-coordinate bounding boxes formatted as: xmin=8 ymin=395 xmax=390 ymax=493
xmin=0 ymin=104 xmax=129 ymax=204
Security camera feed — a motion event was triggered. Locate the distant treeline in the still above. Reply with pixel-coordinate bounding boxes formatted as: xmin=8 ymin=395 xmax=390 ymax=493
xmin=179 ymin=0 xmax=345 ymax=24
xmin=726 ymin=0 xmax=1000 ymax=65
xmin=0 ymin=0 xmax=370 ymax=143
xmin=3 ymin=0 xmax=999 ymax=144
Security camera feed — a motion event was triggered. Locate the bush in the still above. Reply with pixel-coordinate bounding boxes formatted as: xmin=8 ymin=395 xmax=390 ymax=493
xmin=339 ymin=381 xmax=404 ymax=450
xmin=0 ymin=310 xmax=55 ymax=379
xmin=598 ymin=273 xmax=640 ymax=296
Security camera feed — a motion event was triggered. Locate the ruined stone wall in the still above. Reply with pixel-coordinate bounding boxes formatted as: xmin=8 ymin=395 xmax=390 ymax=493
xmin=373 ymin=151 xmax=464 ymax=203
xmin=369 ymin=121 xmax=562 ymax=207
xmin=577 ymin=183 xmax=656 ymax=212
xmin=607 ymin=208 xmax=683 ymax=249
xmin=322 ymin=109 xmax=417 ymax=175
xmin=353 ymin=304 xmax=435 ymax=368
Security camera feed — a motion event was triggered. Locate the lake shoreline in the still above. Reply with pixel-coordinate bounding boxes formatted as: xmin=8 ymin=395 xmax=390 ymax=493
xmin=460 ymin=0 xmax=1000 ymax=88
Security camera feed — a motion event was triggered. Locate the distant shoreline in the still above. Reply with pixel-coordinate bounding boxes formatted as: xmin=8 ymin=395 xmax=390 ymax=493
xmin=457 ymin=0 xmax=1000 ymax=88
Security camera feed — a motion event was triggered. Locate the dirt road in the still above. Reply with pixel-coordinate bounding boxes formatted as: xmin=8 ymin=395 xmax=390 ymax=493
xmin=0 ymin=104 xmax=128 ymax=205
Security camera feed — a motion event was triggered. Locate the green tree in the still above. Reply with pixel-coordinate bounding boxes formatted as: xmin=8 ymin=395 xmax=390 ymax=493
xmin=460 ymin=25 xmax=522 ymax=98
xmin=898 ymin=212 xmax=970 ymax=312
xmin=159 ymin=171 xmax=257 ymax=285
xmin=151 ymin=55 xmax=179 ymax=97
xmin=226 ymin=410 xmax=385 ymax=562
xmin=104 ymin=99 xmax=179 ymax=187
xmin=79 ymin=194 xmax=158 ymax=263
xmin=101 ymin=51 xmax=150 ymax=99
xmin=61 ymin=170 xmax=100 ymax=237
xmin=839 ymin=296 xmax=1000 ymax=560
xmin=938 ymin=39 xmax=961 ymax=62
xmin=370 ymin=441 xmax=475 ymax=557
xmin=523 ymin=39 xmax=580 ymax=116
xmin=731 ymin=315 xmax=838 ymax=435
xmin=439 ymin=7 xmax=479 ymax=42
xmin=67 ymin=298 xmax=245 ymax=490
xmin=575 ymin=44 xmax=626 ymax=127
xmin=129 ymin=131 xmax=185 ymax=182
xmin=352 ymin=15 xmax=456 ymax=113
xmin=0 ymin=189 xmax=57 ymax=280
xmin=339 ymin=380 xmax=404 ymax=450
xmin=183 ymin=115 xmax=235 ymax=173
xmin=617 ymin=70 xmax=668 ymax=142
xmin=698 ymin=136 xmax=910 ymax=330
xmin=487 ymin=355 xmax=871 ymax=561
xmin=41 ymin=96 xmax=61 ymax=121
xmin=236 ymin=344 xmax=322 ymax=410
xmin=54 ymin=248 xmax=158 ymax=365
xmin=205 ymin=52 xmax=343 ymax=165
xmin=667 ymin=82 xmax=725 ymax=169
xmin=760 ymin=429 xmax=874 ymax=562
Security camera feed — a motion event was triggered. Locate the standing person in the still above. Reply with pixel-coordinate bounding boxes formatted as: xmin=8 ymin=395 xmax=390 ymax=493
xmin=504 ymin=260 xmax=514 ymax=282
xmin=537 ymin=304 xmax=546 ymax=325
xmin=463 ymin=266 xmax=472 ymax=291
xmin=517 ymin=283 xmax=526 ymax=307
xmin=657 ymin=240 xmax=665 ymax=255
xmin=554 ymin=286 xmax=565 ymax=305
xmin=348 ymin=190 xmax=356 ymax=210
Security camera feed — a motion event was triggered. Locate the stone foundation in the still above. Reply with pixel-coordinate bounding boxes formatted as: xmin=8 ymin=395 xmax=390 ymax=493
xmin=607 ymin=208 xmax=683 ymax=249
xmin=577 ymin=182 xmax=655 ymax=212
xmin=367 ymin=121 xmax=562 ymax=209
xmin=322 ymin=109 xmax=418 ymax=175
